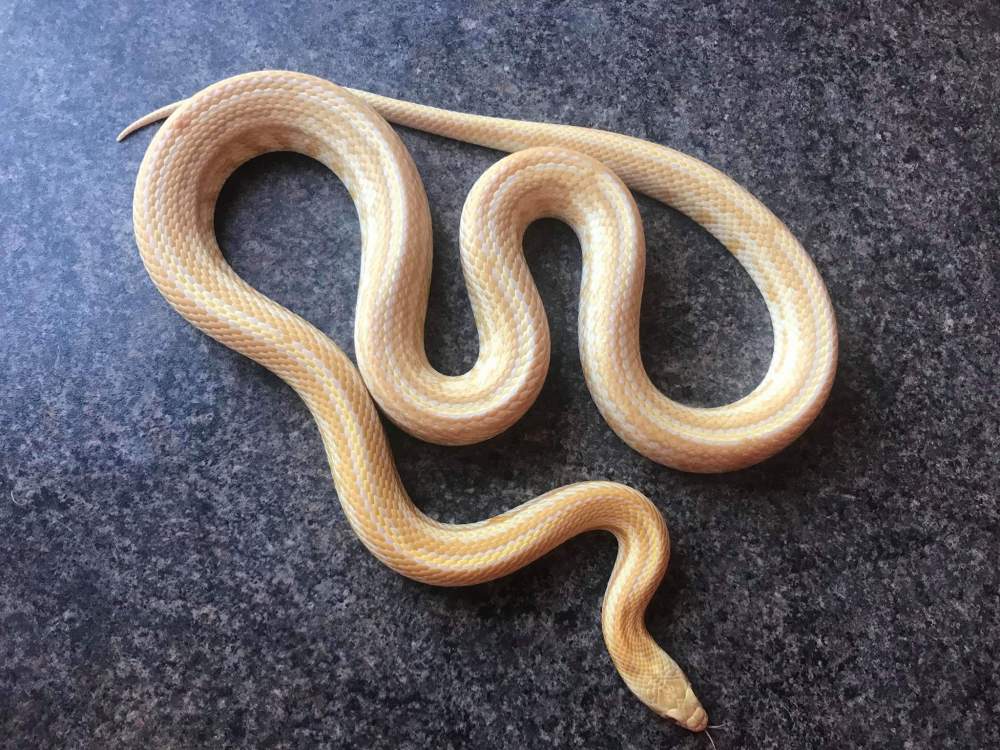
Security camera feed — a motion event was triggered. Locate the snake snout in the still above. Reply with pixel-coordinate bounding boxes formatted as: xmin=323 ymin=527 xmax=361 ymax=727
xmin=668 ymin=704 xmax=708 ymax=733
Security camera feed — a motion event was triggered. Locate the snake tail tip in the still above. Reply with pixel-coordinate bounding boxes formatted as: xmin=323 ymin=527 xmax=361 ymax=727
xmin=116 ymin=99 xmax=187 ymax=142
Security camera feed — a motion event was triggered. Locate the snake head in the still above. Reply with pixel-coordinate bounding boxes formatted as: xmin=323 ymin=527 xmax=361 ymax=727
xmin=617 ymin=651 xmax=708 ymax=732
xmin=660 ymin=684 xmax=708 ymax=732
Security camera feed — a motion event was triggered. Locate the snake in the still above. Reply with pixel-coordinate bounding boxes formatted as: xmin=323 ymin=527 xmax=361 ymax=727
xmin=118 ymin=70 xmax=837 ymax=733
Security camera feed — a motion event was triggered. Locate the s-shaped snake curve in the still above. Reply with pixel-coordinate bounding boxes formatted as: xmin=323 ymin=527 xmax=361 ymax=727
xmin=119 ymin=70 xmax=837 ymax=732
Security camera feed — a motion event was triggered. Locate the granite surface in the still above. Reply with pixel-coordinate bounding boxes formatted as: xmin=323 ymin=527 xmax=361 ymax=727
xmin=1 ymin=1 xmax=998 ymax=748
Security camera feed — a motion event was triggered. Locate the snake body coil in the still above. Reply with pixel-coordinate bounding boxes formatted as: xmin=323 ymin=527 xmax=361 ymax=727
xmin=121 ymin=71 xmax=837 ymax=732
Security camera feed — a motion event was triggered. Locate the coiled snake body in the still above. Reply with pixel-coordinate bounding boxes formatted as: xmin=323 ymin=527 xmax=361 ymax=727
xmin=120 ymin=71 xmax=837 ymax=732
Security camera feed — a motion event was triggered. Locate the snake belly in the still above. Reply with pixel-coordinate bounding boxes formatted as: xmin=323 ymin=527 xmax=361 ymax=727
xmin=122 ymin=70 xmax=838 ymax=732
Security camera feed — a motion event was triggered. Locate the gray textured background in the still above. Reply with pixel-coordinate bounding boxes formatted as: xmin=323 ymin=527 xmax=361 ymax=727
xmin=2 ymin=1 xmax=998 ymax=748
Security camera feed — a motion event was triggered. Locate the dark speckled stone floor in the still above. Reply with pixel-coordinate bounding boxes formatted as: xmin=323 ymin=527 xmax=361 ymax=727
xmin=2 ymin=1 xmax=998 ymax=748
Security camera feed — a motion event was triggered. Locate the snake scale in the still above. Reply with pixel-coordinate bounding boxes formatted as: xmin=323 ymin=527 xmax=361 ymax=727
xmin=119 ymin=70 xmax=837 ymax=732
